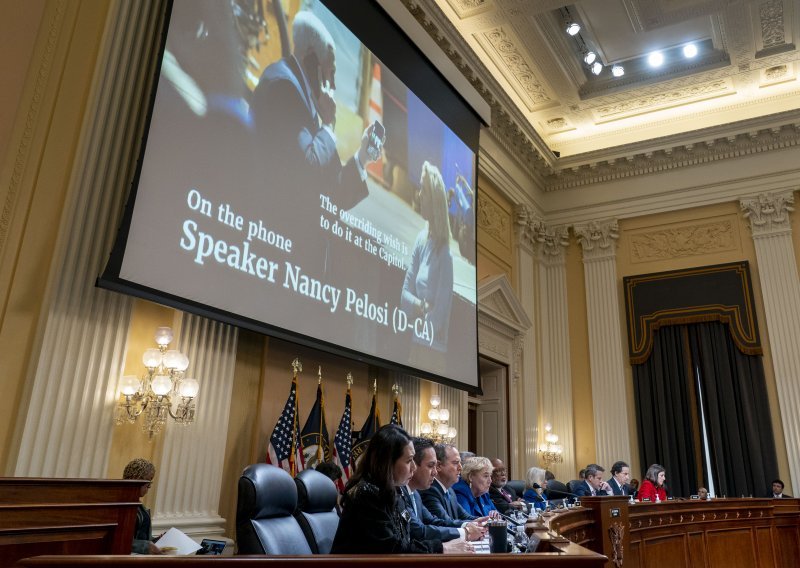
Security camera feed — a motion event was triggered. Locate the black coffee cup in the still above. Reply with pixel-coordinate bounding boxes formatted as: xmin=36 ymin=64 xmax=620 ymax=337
xmin=488 ymin=521 xmax=508 ymax=553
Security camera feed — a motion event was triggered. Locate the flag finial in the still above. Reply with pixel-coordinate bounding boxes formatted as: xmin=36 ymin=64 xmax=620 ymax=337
xmin=373 ymin=378 xmax=377 ymax=394
xmin=346 ymin=372 xmax=353 ymax=389
xmin=392 ymin=383 xmax=399 ymax=396
xmin=318 ymin=365 xmax=322 ymax=384
xmin=292 ymin=358 xmax=302 ymax=377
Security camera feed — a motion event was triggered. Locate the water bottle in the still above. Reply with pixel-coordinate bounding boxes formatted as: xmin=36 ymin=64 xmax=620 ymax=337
xmin=514 ymin=524 xmax=528 ymax=552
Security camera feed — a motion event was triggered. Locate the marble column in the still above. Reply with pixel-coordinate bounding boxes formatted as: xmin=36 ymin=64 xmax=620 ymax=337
xmin=740 ymin=190 xmax=800 ymax=491
xmin=514 ymin=206 xmax=540 ymax=472
xmin=532 ymin=221 xmax=574 ymax=481
xmin=573 ymin=219 xmax=632 ymax=469
xmin=13 ymin=0 xmax=163 ymax=477
xmin=152 ymin=313 xmax=238 ymax=540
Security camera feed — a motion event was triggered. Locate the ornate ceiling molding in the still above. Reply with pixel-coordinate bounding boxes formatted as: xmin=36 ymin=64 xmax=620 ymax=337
xmin=401 ymin=1 xmax=800 ymax=195
xmin=401 ymin=0 xmax=555 ymax=181
xmin=547 ymin=110 xmax=800 ymax=191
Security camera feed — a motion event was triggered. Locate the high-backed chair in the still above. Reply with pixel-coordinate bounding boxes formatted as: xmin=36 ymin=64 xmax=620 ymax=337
xmin=294 ymin=469 xmax=340 ymax=554
xmin=506 ymin=479 xmax=525 ymax=498
xmin=236 ymin=464 xmax=312 ymax=555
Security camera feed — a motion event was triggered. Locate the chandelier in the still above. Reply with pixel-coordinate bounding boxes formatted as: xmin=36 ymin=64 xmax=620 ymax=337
xmin=538 ymin=423 xmax=563 ymax=469
xmin=420 ymin=394 xmax=457 ymax=444
xmin=114 ymin=327 xmax=200 ymax=438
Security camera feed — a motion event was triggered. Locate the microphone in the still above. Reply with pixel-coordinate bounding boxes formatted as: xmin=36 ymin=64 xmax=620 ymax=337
xmin=498 ymin=511 xmax=525 ymax=526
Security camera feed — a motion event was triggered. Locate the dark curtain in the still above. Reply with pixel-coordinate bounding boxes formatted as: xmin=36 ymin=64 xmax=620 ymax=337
xmin=688 ymin=321 xmax=778 ymax=497
xmin=632 ymin=325 xmax=699 ymax=498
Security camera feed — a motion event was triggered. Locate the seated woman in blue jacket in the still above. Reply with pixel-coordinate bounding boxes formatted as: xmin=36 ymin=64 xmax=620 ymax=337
xmin=452 ymin=457 xmax=499 ymax=517
xmin=522 ymin=467 xmax=548 ymax=510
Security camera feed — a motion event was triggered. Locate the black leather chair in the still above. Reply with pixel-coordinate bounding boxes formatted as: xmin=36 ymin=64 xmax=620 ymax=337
xmin=546 ymin=480 xmax=572 ymax=502
xmin=236 ymin=464 xmax=312 ymax=555
xmin=506 ymin=479 xmax=525 ymax=498
xmin=294 ymin=469 xmax=339 ymax=554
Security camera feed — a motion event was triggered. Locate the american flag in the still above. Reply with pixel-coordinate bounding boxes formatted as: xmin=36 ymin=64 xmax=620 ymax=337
xmin=390 ymin=395 xmax=403 ymax=427
xmin=331 ymin=388 xmax=353 ymax=492
xmin=266 ymin=376 xmax=305 ymax=476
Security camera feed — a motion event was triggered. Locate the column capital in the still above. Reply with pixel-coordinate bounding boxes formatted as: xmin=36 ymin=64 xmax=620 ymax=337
xmin=535 ymin=223 xmax=570 ymax=264
xmin=514 ymin=204 xmax=541 ymax=253
xmin=740 ymin=191 xmax=795 ymax=237
xmin=574 ymin=219 xmax=619 ymax=261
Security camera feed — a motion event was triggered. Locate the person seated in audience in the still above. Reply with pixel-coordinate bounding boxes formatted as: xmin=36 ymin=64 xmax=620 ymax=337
xmin=638 ymin=464 xmax=668 ymax=502
xmin=488 ymin=458 xmax=527 ymax=514
xmin=629 ymin=478 xmax=640 ymax=499
xmin=315 ymin=461 xmax=343 ymax=483
xmin=574 ymin=464 xmax=613 ymax=497
xmin=452 ymin=456 xmax=499 ymax=517
xmin=607 ymin=461 xmax=632 ymax=496
xmin=123 ymin=458 xmax=163 ymax=555
xmin=403 ymin=438 xmax=484 ymax=542
xmin=420 ymin=444 xmax=483 ymax=524
xmin=768 ymin=479 xmax=791 ymax=498
xmin=522 ymin=467 xmax=548 ymax=510
xmin=459 ymin=450 xmax=476 ymax=463
xmin=697 ymin=487 xmax=709 ymax=500
xmin=331 ymin=424 xmax=472 ymax=554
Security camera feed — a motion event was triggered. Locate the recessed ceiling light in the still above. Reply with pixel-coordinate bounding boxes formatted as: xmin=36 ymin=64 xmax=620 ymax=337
xmin=648 ymin=51 xmax=664 ymax=67
xmin=566 ymin=22 xmax=581 ymax=36
xmin=683 ymin=43 xmax=698 ymax=58
xmin=584 ymin=51 xmax=597 ymax=65
xmin=612 ymin=64 xmax=625 ymax=77
xmin=591 ymin=62 xmax=603 ymax=75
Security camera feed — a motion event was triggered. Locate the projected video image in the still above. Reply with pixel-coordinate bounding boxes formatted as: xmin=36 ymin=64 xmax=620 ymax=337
xmin=115 ymin=0 xmax=478 ymax=386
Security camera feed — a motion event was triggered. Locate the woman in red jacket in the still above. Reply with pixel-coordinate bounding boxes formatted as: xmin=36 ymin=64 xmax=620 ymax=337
xmin=638 ymin=464 xmax=667 ymax=502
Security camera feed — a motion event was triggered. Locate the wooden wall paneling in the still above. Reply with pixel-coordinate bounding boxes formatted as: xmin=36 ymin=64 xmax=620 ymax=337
xmin=704 ymin=528 xmax=758 ymax=566
xmin=639 ymin=533 xmax=690 ymax=568
xmin=686 ymin=532 xmax=706 ymax=567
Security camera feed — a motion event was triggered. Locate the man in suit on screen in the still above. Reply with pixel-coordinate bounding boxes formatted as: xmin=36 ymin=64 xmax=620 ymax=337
xmin=250 ymin=10 xmax=382 ymax=277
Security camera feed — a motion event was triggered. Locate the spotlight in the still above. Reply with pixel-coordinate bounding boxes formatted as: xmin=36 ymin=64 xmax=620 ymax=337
xmin=648 ymin=51 xmax=664 ymax=67
xmin=612 ymin=64 xmax=625 ymax=77
xmin=566 ymin=21 xmax=581 ymax=36
xmin=584 ymin=51 xmax=597 ymax=65
xmin=591 ymin=61 xmax=603 ymax=75
xmin=683 ymin=43 xmax=698 ymax=58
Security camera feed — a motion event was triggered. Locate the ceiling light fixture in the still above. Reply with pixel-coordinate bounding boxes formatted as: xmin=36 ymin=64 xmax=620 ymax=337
xmin=584 ymin=51 xmax=597 ymax=65
xmin=591 ymin=61 xmax=603 ymax=75
xmin=612 ymin=64 xmax=625 ymax=77
xmin=683 ymin=43 xmax=698 ymax=58
xmin=566 ymin=21 xmax=581 ymax=36
xmin=648 ymin=51 xmax=664 ymax=67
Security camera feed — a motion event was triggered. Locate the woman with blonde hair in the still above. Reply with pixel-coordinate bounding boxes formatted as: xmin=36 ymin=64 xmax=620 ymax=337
xmin=523 ymin=466 xmax=548 ymax=510
xmin=451 ymin=456 xmax=498 ymax=517
xmin=401 ymin=161 xmax=454 ymax=352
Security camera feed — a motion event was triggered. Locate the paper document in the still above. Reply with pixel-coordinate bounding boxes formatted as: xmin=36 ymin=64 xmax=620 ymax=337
xmin=154 ymin=527 xmax=202 ymax=555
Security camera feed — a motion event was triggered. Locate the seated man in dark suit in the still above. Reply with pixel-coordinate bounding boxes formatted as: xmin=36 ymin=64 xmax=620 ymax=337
xmin=420 ymin=443 xmax=487 ymax=526
xmin=574 ymin=464 xmax=613 ymax=498
xmin=404 ymin=438 xmax=484 ymax=542
xmin=768 ymin=479 xmax=792 ymax=498
xmin=607 ymin=461 xmax=632 ymax=496
xmin=488 ymin=458 xmax=527 ymax=514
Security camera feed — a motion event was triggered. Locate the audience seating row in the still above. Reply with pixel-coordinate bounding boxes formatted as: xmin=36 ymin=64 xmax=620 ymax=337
xmin=236 ymin=464 xmax=339 ymax=555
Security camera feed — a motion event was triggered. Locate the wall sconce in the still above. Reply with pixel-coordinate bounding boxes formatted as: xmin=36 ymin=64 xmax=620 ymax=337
xmin=114 ymin=327 xmax=199 ymax=438
xmin=420 ymin=394 xmax=457 ymax=443
xmin=538 ymin=423 xmax=563 ymax=469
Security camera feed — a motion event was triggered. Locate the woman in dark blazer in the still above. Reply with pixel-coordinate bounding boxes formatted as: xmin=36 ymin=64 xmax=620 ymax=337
xmin=332 ymin=424 xmax=470 ymax=554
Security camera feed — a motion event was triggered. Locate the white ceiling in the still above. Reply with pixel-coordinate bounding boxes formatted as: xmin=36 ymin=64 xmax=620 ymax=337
xmin=420 ymin=0 xmax=800 ymax=159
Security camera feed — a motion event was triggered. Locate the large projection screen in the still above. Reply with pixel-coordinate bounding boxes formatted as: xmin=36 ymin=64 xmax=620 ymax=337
xmin=100 ymin=0 xmax=480 ymax=390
